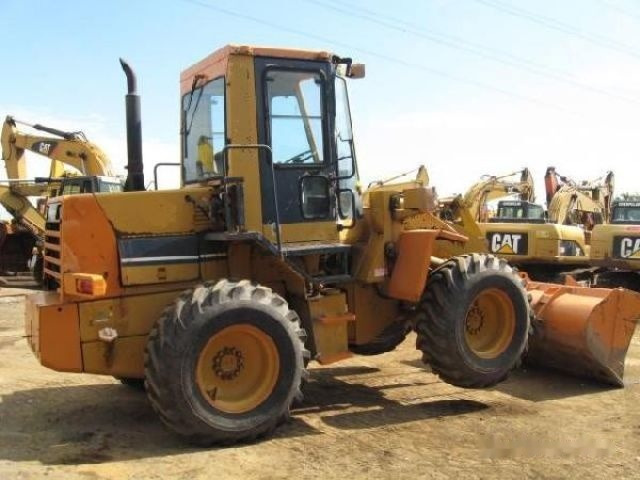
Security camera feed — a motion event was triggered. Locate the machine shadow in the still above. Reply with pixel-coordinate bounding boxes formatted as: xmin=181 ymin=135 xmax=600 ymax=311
xmin=495 ymin=366 xmax=614 ymax=401
xmin=0 ymin=367 xmax=490 ymax=466
xmin=401 ymin=358 xmax=612 ymax=402
xmin=295 ymin=366 xmax=488 ymax=430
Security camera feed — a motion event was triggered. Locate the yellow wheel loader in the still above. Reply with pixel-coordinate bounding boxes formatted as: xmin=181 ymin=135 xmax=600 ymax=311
xmin=24 ymin=45 xmax=640 ymax=445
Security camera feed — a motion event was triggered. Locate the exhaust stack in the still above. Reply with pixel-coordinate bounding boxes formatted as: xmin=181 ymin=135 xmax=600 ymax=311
xmin=120 ymin=58 xmax=145 ymax=192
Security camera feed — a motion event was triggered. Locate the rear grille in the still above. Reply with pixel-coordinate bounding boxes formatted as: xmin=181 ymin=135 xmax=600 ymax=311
xmin=43 ymin=203 xmax=62 ymax=288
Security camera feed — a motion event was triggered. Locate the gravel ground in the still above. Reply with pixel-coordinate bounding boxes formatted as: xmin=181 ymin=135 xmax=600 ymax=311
xmin=1 ymin=293 xmax=639 ymax=479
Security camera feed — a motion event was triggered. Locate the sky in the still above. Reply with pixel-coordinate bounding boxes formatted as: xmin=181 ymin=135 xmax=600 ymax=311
xmin=1 ymin=0 xmax=640 ymax=219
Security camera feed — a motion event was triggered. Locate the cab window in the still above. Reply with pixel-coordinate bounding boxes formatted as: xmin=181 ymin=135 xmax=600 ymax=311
xmin=266 ymin=70 xmax=324 ymax=165
xmin=182 ymin=77 xmax=226 ymax=182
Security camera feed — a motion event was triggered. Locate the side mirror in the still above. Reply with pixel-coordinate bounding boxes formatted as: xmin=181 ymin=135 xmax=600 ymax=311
xmin=348 ymin=63 xmax=365 ymax=79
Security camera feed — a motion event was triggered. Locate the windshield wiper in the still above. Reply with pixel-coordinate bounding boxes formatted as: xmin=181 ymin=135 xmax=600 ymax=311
xmin=181 ymin=74 xmax=206 ymax=136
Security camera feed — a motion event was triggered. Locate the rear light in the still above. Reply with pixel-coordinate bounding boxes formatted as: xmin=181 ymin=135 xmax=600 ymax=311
xmin=63 ymin=273 xmax=107 ymax=298
xmin=76 ymin=278 xmax=94 ymax=295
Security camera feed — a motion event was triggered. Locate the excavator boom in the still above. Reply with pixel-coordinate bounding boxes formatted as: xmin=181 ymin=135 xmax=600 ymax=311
xmin=0 ymin=184 xmax=46 ymax=237
xmin=1 ymin=115 xmax=114 ymax=179
xmin=545 ymin=167 xmax=614 ymax=227
xmin=461 ymin=168 xmax=534 ymax=221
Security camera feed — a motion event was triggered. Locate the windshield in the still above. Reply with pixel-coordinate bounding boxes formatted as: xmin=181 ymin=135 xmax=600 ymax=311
xmin=182 ymin=77 xmax=226 ymax=183
xmin=496 ymin=203 xmax=545 ymax=220
xmin=98 ymin=180 xmax=123 ymax=193
xmin=612 ymin=205 xmax=640 ymax=224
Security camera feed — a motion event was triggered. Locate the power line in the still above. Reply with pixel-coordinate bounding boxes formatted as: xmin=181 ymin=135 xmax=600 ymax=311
xmin=306 ymin=0 xmax=640 ymax=106
xmin=596 ymin=0 xmax=640 ymax=23
xmin=473 ymin=0 xmax=640 ymax=60
xmin=178 ymin=0 xmax=582 ymax=116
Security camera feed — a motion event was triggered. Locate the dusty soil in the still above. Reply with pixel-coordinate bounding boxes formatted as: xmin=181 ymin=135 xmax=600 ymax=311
xmin=1 ymin=292 xmax=640 ymax=479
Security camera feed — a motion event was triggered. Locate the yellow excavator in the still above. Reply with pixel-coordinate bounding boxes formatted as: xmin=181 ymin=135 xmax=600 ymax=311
xmin=436 ymin=168 xmax=536 ymax=259
xmin=447 ymin=168 xmax=535 ymax=222
xmin=545 ymin=166 xmax=614 ymax=229
xmin=445 ymin=168 xmax=613 ymax=282
xmin=437 ymin=168 xmax=584 ymax=276
xmin=1 ymin=115 xmax=115 ymax=180
xmin=0 ymin=116 xmax=122 ymax=283
xmin=23 ymin=46 xmax=640 ymax=446
xmin=590 ymin=198 xmax=640 ymax=291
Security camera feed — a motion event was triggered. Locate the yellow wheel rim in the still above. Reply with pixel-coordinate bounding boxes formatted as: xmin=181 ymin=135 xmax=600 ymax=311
xmin=196 ymin=324 xmax=280 ymax=414
xmin=464 ymin=288 xmax=516 ymax=359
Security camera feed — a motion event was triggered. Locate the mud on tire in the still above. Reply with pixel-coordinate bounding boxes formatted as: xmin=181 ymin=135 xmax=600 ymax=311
xmin=144 ymin=279 xmax=309 ymax=446
xmin=415 ymin=254 xmax=530 ymax=388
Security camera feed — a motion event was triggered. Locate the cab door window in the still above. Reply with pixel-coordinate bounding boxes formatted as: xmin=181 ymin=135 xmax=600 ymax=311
xmin=266 ymin=71 xmax=325 ymax=165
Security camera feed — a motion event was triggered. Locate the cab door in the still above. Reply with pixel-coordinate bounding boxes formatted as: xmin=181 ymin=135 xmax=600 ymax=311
xmin=255 ymin=57 xmax=337 ymax=243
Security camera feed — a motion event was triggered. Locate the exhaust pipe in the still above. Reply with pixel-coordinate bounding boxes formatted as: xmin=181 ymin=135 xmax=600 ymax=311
xmin=119 ymin=58 xmax=145 ymax=192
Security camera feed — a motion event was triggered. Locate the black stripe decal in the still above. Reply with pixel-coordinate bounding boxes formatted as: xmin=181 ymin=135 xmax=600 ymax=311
xmin=118 ymin=235 xmax=228 ymax=267
xmin=118 ymin=235 xmax=198 ymax=260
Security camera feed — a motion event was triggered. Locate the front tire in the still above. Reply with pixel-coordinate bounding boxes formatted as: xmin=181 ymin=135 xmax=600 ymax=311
xmin=144 ymin=279 xmax=308 ymax=446
xmin=415 ymin=254 xmax=530 ymax=388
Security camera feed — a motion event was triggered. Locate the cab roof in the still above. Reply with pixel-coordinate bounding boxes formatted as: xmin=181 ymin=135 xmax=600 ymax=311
xmin=180 ymin=44 xmax=335 ymax=94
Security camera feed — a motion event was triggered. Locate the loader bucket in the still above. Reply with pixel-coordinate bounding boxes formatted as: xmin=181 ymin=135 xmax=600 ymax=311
xmin=525 ymin=281 xmax=640 ymax=387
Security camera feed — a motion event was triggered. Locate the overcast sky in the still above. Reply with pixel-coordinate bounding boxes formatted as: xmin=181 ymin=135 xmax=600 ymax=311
xmin=2 ymin=0 xmax=640 ymax=219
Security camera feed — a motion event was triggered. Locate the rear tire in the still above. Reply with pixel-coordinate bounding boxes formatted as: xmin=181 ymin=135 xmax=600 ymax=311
xmin=415 ymin=254 xmax=530 ymax=388
xmin=144 ymin=279 xmax=308 ymax=446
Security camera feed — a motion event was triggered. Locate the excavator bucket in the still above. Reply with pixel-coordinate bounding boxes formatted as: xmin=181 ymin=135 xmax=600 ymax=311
xmin=525 ymin=280 xmax=640 ymax=387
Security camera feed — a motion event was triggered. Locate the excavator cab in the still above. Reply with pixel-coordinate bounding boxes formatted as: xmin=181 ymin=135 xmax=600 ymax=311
xmin=54 ymin=175 xmax=123 ymax=196
xmin=491 ymin=200 xmax=546 ymax=224
xmin=611 ymin=201 xmax=640 ymax=224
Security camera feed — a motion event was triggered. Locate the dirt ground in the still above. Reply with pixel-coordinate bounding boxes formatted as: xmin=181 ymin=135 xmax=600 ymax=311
xmin=1 ymin=292 xmax=640 ymax=479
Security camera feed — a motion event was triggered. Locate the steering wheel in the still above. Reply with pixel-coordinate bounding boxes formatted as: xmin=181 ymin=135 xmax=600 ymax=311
xmin=283 ymin=149 xmax=315 ymax=164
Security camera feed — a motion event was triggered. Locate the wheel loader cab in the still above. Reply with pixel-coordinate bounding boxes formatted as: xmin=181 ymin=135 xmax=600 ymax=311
xmin=180 ymin=46 xmax=362 ymax=245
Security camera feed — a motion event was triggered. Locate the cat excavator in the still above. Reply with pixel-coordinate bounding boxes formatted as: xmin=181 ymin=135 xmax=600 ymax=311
xmin=545 ymin=166 xmax=614 ymax=228
xmin=23 ymin=46 xmax=640 ymax=446
xmin=590 ymin=197 xmax=640 ymax=291
xmin=0 ymin=116 xmax=122 ymax=283
xmin=443 ymin=168 xmax=614 ymax=282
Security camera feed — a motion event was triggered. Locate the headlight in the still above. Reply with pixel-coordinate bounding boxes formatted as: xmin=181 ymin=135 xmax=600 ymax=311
xmin=559 ymin=240 xmax=583 ymax=256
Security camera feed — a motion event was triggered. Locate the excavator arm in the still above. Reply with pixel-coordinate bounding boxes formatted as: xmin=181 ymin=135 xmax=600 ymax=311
xmin=1 ymin=115 xmax=114 ymax=179
xmin=545 ymin=167 xmax=614 ymax=228
xmin=461 ymin=168 xmax=534 ymax=221
xmin=0 ymin=184 xmax=46 ymax=237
